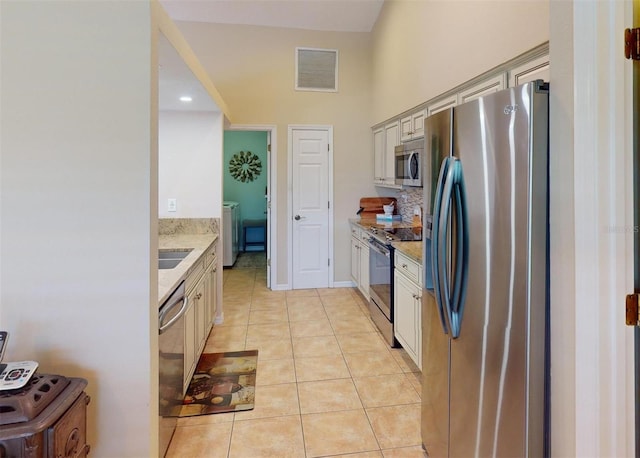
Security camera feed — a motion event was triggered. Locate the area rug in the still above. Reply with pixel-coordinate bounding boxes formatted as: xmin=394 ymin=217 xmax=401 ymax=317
xmin=178 ymin=350 xmax=257 ymax=417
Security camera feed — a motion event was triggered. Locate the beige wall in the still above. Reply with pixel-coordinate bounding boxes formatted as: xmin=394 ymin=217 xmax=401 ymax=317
xmin=1 ymin=1 xmax=158 ymax=455
xmin=159 ymin=110 xmax=223 ymax=219
xmin=174 ymin=22 xmax=376 ymax=285
xmin=371 ymin=0 xmax=549 ymax=123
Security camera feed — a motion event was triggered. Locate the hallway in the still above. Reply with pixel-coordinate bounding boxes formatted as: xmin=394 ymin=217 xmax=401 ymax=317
xmin=166 ymin=252 xmax=425 ymax=457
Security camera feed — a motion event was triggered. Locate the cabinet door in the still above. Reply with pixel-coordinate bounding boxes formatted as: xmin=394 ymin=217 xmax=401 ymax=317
xmin=427 ymin=94 xmax=457 ymax=116
xmin=194 ymin=278 xmax=207 ymax=354
xmin=48 ymin=393 xmax=88 ymax=458
xmin=401 ymin=110 xmax=426 ymax=142
xmin=359 ymin=242 xmax=370 ymax=298
xmin=394 ymin=269 xmax=421 ymax=369
xmin=351 ymin=236 xmax=360 ymax=285
xmin=184 ymin=295 xmax=196 ymax=392
xmin=207 ymin=263 xmax=218 ymax=328
xmin=411 ymin=110 xmax=426 ymax=140
xmin=508 ymin=55 xmax=549 ymax=87
xmin=400 ymin=115 xmax=413 ymax=142
xmin=383 ymin=121 xmax=399 ymax=184
xmin=373 ymin=127 xmax=385 ymax=184
xmin=458 ymin=73 xmax=506 ymax=105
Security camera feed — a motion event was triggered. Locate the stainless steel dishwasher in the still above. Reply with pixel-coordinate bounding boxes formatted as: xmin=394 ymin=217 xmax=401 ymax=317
xmin=158 ymin=281 xmax=187 ymax=457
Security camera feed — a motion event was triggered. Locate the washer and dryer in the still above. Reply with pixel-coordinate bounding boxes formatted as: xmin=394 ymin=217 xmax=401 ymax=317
xmin=223 ymin=201 xmax=240 ymax=267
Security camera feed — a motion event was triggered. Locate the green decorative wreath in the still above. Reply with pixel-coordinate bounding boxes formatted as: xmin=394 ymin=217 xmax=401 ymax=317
xmin=229 ymin=150 xmax=262 ymax=183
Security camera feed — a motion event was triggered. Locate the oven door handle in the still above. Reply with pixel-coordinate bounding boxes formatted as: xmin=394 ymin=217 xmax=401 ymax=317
xmin=368 ymin=239 xmax=390 ymax=257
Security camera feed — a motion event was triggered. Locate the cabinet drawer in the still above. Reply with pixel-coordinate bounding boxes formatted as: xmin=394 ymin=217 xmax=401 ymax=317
xmin=395 ymin=251 xmax=422 ymax=287
xmin=185 ymin=259 xmax=205 ymax=293
xmin=351 ymin=225 xmax=361 ymax=238
xmin=204 ymin=243 xmax=217 ymax=268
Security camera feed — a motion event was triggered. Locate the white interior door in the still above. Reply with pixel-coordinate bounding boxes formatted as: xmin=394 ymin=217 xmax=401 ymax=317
xmin=291 ymin=127 xmax=331 ymax=289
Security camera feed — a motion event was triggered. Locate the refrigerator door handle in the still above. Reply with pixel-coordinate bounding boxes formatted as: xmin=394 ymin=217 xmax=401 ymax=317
xmin=438 ymin=158 xmax=457 ymax=337
xmin=449 ymin=159 xmax=469 ymax=339
xmin=437 ymin=158 xmax=469 ymax=339
xmin=432 ymin=156 xmax=450 ymax=334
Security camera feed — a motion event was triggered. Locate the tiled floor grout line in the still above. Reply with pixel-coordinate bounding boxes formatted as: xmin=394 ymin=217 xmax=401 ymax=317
xmin=181 ymin=255 xmax=425 ymax=457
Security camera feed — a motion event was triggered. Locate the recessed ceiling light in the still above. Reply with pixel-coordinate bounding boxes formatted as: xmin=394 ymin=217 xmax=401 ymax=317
xmin=179 ymin=96 xmax=192 ymax=102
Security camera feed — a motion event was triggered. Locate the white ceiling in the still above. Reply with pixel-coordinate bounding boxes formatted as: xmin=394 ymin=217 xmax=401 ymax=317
xmin=159 ymin=34 xmax=219 ymax=111
xmin=160 ymin=0 xmax=385 ymax=33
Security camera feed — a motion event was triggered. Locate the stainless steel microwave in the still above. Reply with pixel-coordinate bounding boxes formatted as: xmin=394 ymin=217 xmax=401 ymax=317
xmin=395 ymin=138 xmax=423 ymax=187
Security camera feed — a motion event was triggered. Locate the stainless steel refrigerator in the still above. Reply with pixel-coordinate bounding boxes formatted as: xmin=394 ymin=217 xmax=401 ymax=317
xmin=421 ymin=81 xmax=549 ymax=458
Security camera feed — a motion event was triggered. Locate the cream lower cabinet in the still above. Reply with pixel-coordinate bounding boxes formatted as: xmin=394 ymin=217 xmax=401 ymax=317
xmin=351 ymin=233 xmax=360 ymax=285
xmin=350 ymin=225 xmax=370 ymax=299
xmin=393 ymin=250 xmax=423 ymax=370
xmin=358 ymin=230 xmax=370 ymax=298
xmin=183 ymin=240 xmax=218 ymax=392
xmin=184 ymin=283 xmax=197 ymax=392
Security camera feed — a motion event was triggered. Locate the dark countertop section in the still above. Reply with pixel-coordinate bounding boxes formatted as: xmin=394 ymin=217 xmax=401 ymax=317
xmin=350 ymin=218 xmax=423 ymax=264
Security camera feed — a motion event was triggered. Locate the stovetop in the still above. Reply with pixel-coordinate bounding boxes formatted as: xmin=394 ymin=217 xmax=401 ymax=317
xmin=367 ymin=226 xmax=422 ymax=244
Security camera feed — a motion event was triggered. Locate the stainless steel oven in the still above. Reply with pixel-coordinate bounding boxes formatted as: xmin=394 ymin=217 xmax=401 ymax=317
xmin=368 ymin=236 xmax=398 ymax=347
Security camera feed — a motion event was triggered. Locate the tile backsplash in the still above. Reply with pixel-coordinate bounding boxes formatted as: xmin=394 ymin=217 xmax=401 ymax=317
xmin=159 ymin=218 xmax=219 ymax=235
xmin=397 ymin=187 xmax=424 ymax=223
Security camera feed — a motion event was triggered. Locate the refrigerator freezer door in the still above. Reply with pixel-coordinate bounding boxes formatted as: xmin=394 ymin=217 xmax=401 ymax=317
xmin=422 ymin=107 xmax=453 ymax=456
xmin=421 ymin=290 xmax=451 ymax=457
xmin=447 ymin=83 xmax=548 ymax=457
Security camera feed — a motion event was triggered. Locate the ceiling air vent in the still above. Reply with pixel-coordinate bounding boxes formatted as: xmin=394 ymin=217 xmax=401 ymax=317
xmin=295 ymin=47 xmax=338 ymax=92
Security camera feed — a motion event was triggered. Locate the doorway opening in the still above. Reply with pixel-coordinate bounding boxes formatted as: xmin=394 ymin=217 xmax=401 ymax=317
xmin=224 ymin=125 xmax=277 ymax=290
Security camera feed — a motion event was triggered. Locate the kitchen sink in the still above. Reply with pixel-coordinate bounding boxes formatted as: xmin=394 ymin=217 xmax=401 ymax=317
xmin=159 ymin=258 xmax=183 ymax=269
xmin=159 ymin=249 xmax=192 ymax=260
xmin=158 ymin=249 xmax=192 ymax=269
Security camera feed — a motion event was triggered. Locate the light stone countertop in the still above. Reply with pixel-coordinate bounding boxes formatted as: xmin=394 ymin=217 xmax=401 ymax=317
xmin=393 ymin=240 xmax=423 ymax=264
xmin=158 ymin=233 xmax=218 ymax=306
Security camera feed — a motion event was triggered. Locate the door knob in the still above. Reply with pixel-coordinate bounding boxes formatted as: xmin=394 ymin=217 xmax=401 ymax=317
xmin=294 ymin=215 xmax=301 ymax=220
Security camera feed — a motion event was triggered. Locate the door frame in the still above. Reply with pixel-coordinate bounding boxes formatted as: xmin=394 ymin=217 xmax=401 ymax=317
xmin=226 ymin=124 xmax=277 ymax=290
xmin=288 ymin=125 xmax=334 ymax=289
xmin=549 ymin=1 xmax=635 ymax=456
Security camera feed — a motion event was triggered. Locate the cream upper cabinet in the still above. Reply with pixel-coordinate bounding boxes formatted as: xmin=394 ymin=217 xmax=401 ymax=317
xmin=458 ymin=73 xmax=506 ymax=105
xmin=427 ymin=94 xmax=457 ymax=116
xmin=372 ymin=121 xmax=401 ymax=188
xmin=508 ymin=54 xmax=549 ymax=87
xmin=400 ymin=109 xmax=426 ymax=142
xmin=383 ymin=121 xmax=399 ymax=185
xmin=373 ymin=127 xmax=385 ymax=185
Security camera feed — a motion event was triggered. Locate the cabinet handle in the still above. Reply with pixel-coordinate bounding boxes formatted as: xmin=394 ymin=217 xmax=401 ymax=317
xmin=196 ymin=293 xmax=202 ymax=300
xmin=402 ymin=264 xmax=408 ymax=268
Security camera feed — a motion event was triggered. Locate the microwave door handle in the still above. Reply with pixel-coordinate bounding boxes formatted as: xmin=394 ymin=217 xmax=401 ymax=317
xmin=410 ymin=153 xmax=419 ymax=179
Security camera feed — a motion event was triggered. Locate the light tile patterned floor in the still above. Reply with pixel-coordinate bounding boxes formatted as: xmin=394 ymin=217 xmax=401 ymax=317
xmin=166 ymin=252 xmax=427 ymax=458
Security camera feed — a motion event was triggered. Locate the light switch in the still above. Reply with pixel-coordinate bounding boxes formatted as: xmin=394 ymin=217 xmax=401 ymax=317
xmin=167 ymin=198 xmax=177 ymax=212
